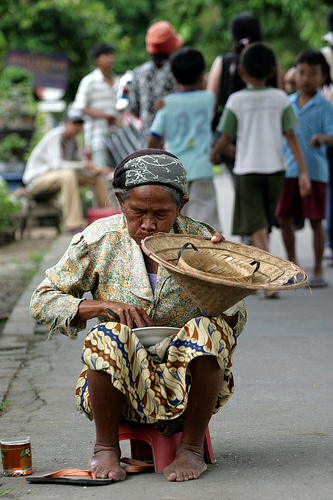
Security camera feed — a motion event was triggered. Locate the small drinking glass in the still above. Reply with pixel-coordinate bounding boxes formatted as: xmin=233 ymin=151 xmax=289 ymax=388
xmin=0 ymin=437 xmax=32 ymax=476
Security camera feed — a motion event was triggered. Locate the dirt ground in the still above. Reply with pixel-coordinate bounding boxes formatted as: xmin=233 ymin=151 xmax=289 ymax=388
xmin=0 ymin=228 xmax=58 ymax=333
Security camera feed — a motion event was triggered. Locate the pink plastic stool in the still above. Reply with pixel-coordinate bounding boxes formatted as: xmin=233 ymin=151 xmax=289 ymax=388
xmin=86 ymin=207 xmax=121 ymax=225
xmin=118 ymin=425 xmax=215 ymax=473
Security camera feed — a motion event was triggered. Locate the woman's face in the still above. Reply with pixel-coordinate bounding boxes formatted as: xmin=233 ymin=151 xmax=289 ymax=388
xmin=117 ymin=185 xmax=188 ymax=246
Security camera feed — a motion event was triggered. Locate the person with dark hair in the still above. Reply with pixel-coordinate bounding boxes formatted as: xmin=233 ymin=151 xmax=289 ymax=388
xmin=30 ymin=149 xmax=246 ymax=482
xmin=276 ymin=49 xmax=333 ymax=287
xmin=128 ymin=21 xmax=183 ymax=148
xmin=210 ymin=43 xmax=310 ymax=297
xmin=148 ymin=47 xmax=221 ymax=229
xmin=23 ymin=109 xmax=111 ymax=233
xmin=73 ymin=43 xmax=120 ymax=170
xmin=207 ymin=12 xmax=284 ymax=173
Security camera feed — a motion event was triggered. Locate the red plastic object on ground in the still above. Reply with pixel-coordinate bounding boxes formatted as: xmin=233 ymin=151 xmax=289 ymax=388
xmin=118 ymin=425 xmax=215 ymax=473
xmin=86 ymin=207 xmax=121 ymax=225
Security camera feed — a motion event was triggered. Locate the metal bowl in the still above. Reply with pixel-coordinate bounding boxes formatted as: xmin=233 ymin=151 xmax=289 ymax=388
xmin=132 ymin=326 xmax=180 ymax=347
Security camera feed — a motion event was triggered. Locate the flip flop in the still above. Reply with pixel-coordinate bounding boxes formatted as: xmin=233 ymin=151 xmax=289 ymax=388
xmin=308 ymin=278 xmax=329 ymax=288
xmin=26 ymin=459 xmax=154 ymax=486
xmin=26 ymin=468 xmax=112 ymax=486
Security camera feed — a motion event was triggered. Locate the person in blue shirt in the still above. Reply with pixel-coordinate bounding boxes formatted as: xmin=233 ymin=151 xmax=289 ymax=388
xmin=276 ymin=50 xmax=333 ymax=287
xmin=148 ymin=47 xmax=223 ymax=230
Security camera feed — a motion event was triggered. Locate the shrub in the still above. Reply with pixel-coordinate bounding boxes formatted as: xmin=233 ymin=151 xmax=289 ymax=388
xmin=0 ymin=177 xmax=20 ymax=232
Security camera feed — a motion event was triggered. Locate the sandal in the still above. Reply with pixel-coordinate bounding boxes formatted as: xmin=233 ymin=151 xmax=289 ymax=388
xmin=308 ymin=278 xmax=328 ymax=288
xmin=26 ymin=459 xmax=154 ymax=486
xmin=26 ymin=468 xmax=112 ymax=486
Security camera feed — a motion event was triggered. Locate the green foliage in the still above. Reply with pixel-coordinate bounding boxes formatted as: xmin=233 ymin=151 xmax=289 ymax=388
xmin=0 ymin=0 xmax=332 ymax=101
xmin=0 ymin=65 xmax=32 ymax=87
xmin=25 ymin=111 xmax=49 ymax=161
xmin=31 ymin=388 xmax=42 ymax=395
xmin=0 ymin=399 xmax=11 ymax=413
xmin=0 ymin=0 xmax=118 ymax=101
xmin=29 ymin=252 xmax=45 ymax=265
xmin=0 ymin=133 xmax=28 ymax=162
xmin=0 ymin=489 xmax=13 ymax=496
xmin=0 ymin=178 xmax=20 ymax=232
xmin=0 ymin=66 xmax=36 ymax=129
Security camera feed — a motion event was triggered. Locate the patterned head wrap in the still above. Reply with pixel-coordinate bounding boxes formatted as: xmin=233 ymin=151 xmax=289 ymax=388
xmin=112 ymin=149 xmax=188 ymax=196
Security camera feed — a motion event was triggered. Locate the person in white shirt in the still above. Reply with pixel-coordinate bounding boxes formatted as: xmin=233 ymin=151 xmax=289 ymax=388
xmin=73 ymin=43 xmax=120 ymax=168
xmin=23 ymin=109 xmax=111 ymax=232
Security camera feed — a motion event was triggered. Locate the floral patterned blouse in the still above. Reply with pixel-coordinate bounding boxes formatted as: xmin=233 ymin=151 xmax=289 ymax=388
xmin=30 ymin=214 xmax=247 ymax=339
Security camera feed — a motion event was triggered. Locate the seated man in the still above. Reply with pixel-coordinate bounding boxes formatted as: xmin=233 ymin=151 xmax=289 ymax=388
xmin=23 ymin=109 xmax=111 ymax=233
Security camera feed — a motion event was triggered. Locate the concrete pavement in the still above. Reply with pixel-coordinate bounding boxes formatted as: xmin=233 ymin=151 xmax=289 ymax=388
xmin=0 ymin=172 xmax=332 ymax=499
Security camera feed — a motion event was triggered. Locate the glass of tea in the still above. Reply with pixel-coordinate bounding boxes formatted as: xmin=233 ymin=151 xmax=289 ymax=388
xmin=0 ymin=437 xmax=32 ymax=476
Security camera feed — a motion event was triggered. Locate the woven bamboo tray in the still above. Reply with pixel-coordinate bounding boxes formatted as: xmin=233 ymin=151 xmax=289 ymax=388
xmin=141 ymin=233 xmax=308 ymax=315
xmin=177 ymin=242 xmax=260 ymax=283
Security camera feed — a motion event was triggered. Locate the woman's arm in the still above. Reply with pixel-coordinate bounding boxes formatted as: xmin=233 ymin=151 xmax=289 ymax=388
xmin=72 ymin=299 xmax=154 ymax=330
xmin=206 ymin=56 xmax=223 ymax=114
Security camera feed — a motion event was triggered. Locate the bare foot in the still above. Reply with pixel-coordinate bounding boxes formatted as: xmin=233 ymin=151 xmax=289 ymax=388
xmin=163 ymin=443 xmax=207 ymax=482
xmin=89 ymin=444 xmax=126 ymax=481
xmin=263 ymin=290 xmax=280 ymax=299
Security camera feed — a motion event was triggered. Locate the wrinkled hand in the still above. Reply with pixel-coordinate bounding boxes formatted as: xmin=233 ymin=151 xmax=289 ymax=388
xmin=298 ymin=172 xmax=311 ymax=198
xmin=104 ymin=301 xmax=154 ymax=329
xmin=210 ymin=232 xmax=225 ymax=243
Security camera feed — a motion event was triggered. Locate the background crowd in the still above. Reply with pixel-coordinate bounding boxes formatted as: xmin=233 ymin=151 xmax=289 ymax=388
xmin=19 ymin=6 xmax=333 ymax=290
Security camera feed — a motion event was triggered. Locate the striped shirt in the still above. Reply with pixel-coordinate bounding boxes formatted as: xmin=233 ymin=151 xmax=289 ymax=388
xmin=73 ymin=68 xmax=120 ymax=152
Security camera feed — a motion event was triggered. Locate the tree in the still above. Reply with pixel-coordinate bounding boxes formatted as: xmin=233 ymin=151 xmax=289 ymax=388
xmin=0 ymin=0 xmax=332 ymax=103
xmin=0 ymin=0 xmax=117 ymax=100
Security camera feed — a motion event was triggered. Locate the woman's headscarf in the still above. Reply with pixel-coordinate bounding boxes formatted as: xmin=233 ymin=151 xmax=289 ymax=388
xmin=112 ymin=149 xmax=188 ymax=196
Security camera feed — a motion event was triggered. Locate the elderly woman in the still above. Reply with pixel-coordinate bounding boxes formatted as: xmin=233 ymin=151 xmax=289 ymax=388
xmin=30 ymin=149 xmax=246 ymax=483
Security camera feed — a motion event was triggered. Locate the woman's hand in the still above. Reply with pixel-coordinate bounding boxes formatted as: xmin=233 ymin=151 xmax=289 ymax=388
xmin=104 ymin=301 xmax=154 ymax=329
xmin=211 ymin=232 xmax=225 ymax=243
xmin=72 ymin=299 xmax=154 ymax=329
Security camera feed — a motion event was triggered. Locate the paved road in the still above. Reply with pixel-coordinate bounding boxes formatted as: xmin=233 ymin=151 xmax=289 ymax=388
xmin=0 ymin=172 xmax=332 ymax=499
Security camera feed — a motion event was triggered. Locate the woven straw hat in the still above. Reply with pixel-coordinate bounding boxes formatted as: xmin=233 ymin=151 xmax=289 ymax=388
xmin=141 ymin=234 xmax=308 ymax=315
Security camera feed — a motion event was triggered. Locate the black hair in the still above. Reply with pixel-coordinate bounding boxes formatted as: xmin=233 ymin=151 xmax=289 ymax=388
xmin=91 ymin=43 xmax=114 ymax=60
xmin=296 ymin=49 xmax=328 ymax=74
xmin=170 ymin=47 xmax=205 ymax=85
xmin=229 ymin=12 xmax=262 ymax=54
xmin=152 ymin=53 xmax=170 ymax=68
xmin=116 ymin=185 xmax=184 ymax=208
xmin=239 ymin=42 xmax=276 ymax=80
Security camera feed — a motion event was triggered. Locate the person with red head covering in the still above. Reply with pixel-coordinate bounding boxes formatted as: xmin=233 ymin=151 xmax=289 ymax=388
xmin=129 ymin=21 xmax=183 ymax=148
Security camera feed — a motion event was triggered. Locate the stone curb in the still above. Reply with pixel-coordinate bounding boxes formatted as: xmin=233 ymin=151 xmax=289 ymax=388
xmin=0 ymin=234 xmax=72 ymax=402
